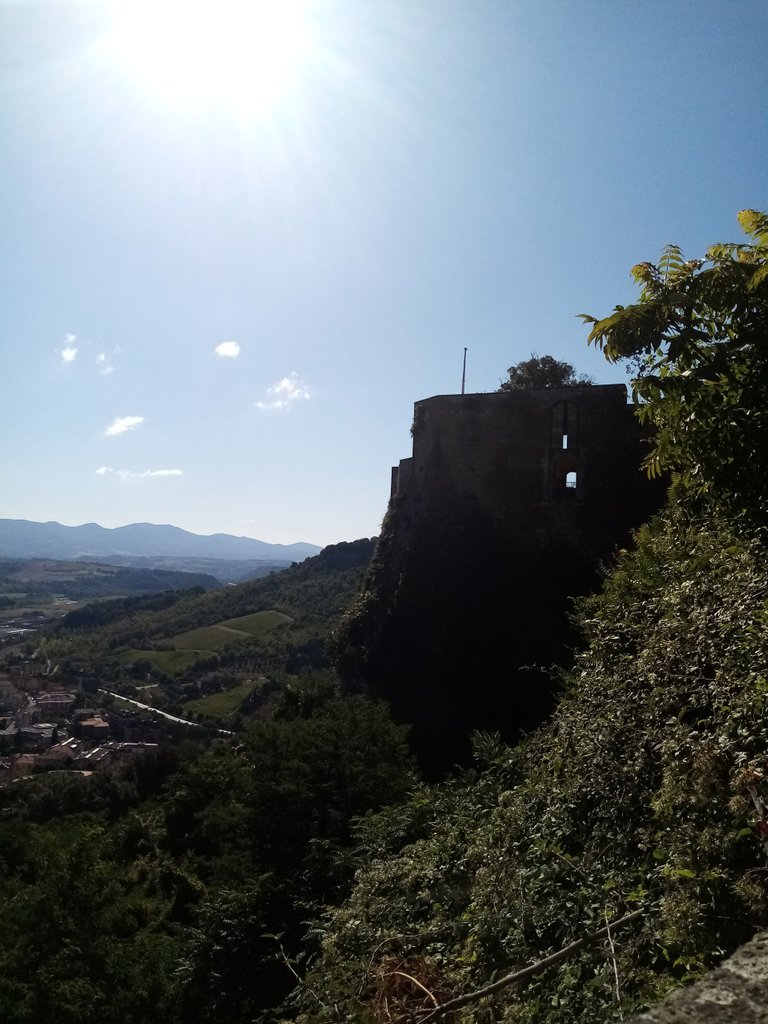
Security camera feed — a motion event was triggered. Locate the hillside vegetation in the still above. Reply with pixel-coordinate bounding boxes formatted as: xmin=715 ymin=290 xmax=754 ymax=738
xmin=290 ymin=209 xmax=768 ymax=1021
xmin=0 ymin=557 xmax=219 ymax=610
xmin=0 ymin=689 xmax=416 ymax=1023
xmin=298 ymin=510 xmax=768 ymax=1022
xmin=40 ymin=539 xmax=376 ymax=722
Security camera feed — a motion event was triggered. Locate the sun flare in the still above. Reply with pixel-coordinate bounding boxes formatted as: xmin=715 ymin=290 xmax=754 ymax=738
xmin=111 ymin=0 xmax=311 ymax=115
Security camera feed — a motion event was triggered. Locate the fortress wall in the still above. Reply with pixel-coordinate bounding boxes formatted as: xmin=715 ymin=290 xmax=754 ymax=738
xmin=346 ymin=385 xmax=666 ymax=772
xmin=392 ymin=384 xmax=661 ymax=563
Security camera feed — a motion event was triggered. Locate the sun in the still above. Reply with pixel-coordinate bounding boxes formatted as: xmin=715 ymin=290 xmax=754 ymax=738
xmin=110 ymin=0 xmax=312 ymax=116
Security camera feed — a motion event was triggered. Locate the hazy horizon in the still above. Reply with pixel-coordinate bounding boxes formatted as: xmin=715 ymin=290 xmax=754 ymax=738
xmin=0 ymin=515 xmax=325 ymax=548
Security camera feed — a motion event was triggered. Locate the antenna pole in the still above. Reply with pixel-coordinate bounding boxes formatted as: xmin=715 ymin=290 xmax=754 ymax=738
xmin=461 ymin=347 xmax=467 ymax=395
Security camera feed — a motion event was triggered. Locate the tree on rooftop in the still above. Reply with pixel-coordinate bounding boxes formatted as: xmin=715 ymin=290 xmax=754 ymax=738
xmin=498 ymin=353 xmax=593 ymax=391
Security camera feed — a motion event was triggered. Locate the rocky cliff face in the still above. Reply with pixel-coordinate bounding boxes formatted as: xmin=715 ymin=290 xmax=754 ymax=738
xmin=335 ymin=386 xmax=666 ymax=775
xmin=629 ymin=930 xmax=768 ymax=1023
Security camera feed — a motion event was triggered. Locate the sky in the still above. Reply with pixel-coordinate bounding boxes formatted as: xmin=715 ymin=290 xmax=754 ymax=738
xmin=1 ymin=0 xmax=766 ymax=547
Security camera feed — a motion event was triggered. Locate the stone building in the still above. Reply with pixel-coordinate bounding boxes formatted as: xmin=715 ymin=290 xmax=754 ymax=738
xmin=33 ymin=691 xmax=75 ymax=719
xmin=340 ymin=383 xmax=667 ymax=775
xmin=391 ymin=383 xmax=664 ymax=565
xmin=75 ymin=716 xmax=110 ymax=741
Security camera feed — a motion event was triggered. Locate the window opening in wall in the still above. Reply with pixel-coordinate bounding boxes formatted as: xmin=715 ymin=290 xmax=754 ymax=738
xmin=553 ymin=400 xmax=577 ymax=451
xmin=561 ymin=403 xmax=570 ymax=451
xmin=566 ymin=471 xmax=578 ymax=489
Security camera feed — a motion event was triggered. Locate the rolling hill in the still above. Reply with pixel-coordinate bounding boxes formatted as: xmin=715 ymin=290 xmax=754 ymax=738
xmin=0 ymin=519 xmax=321 ymax=563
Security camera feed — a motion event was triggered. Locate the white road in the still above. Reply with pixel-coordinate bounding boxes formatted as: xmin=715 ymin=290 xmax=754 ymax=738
xmin=97 ymin=689 xmax=233 ymax=736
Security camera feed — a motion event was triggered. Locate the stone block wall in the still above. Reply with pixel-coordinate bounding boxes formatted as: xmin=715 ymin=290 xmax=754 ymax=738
xmin=391 ymin=384 xmax=664 ymax=565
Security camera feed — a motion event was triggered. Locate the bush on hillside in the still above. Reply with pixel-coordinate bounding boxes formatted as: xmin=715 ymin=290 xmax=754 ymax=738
xmin=295 ymin=507 xmax=768 ymax=1023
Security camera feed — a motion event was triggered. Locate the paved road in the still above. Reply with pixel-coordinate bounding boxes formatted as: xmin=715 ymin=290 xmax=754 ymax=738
xmin=97 ymin=689 xmax=233 ymax=736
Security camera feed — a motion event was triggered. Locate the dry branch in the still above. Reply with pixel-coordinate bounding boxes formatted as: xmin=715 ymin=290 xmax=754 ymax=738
xmin=395 ymin=906 xmax=645 ymax=1024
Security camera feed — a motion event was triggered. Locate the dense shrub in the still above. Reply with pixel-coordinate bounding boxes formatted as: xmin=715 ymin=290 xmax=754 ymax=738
xmin=296 ymin=508 xmax=768 ymax=1023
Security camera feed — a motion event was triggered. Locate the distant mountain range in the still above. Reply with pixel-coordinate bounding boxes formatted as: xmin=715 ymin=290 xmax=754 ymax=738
xmin=0 ymin=520 xmax=322 ymax=564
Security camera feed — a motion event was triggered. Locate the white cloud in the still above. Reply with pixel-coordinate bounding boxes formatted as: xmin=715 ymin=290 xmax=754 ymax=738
xmin=59 ymin=333 xmax=78 ymax=363
xmin=105 ymin=415 xmax=145 ymax=436
xmin=95 ymin=347 xmax=119 ymax=375
xmin=215 ymin=341 xmax=240 ymax=358
xmin=255 ymin=372 xmax=311 ymax=411
xmin=59 ymin=334 xmax=118 ymax=373
xmin=96 ymin=353 xmax=111 ymax=374
xmin=95 ymin=466 xmax=183 ymax=480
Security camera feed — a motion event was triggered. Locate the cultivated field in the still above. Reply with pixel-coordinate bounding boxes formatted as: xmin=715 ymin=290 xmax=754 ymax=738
xmin=117 ymin=648 xmax=208 ymax=674
xmin=183 ymin=679 xmax=261 ymax=718
xmin=116 ymin=609 xmax=292 ymax=675
xmin=171 ymin=609 xmax=291 ymax=651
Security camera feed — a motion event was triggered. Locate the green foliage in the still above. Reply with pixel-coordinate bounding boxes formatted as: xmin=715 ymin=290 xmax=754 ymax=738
xmin=580 ymin=209 xmax=768 ymax=521
xmin=60 ymin=586 xmax=205 ymax=630
xmin=162 ymin=692 xmax=415 ymax=1020
xmin=49 ymin=541 xmax=373 ymax=689
xmin=0 ymin=816 xmax=186 ymax=1023
xmin=0 ymin=766 xmax=136 ymax=822
xmin=297 ymin=509 xmax=768 ymax=1023
xmin=219 ymin=608 xmax=293 ymax=635
xmin=0 ymin=687 xmax=414 ymax=1024
xmin=182 ymin=678 xmax=260 ymax=718
xmin=498 ymin=352 xmax=593 ymax=390
xmin=117 ymin=646 xmax=206 ymax=674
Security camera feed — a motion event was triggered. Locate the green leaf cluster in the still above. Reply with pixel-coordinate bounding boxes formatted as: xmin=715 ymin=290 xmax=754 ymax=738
xmin=498 ymin=353 xmax=593 ymax=391
xmin=580 ymin=210 xmax=768 ymax=521
xmin=0 ymin=687 xmax=415 ymax=1024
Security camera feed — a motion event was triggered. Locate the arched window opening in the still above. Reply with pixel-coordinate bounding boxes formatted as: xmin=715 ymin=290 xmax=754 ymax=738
xmin=562 ymin=433 xmax=569 ymax=450
xmin=565 ymin=471 xmax=578 ymax=489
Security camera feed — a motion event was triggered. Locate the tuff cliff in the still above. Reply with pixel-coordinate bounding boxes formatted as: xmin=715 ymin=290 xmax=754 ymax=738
xmin=336 ymin=384 xmax=666 ymax=774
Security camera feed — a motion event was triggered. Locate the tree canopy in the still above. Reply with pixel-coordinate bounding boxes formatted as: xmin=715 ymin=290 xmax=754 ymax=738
xmin=581 ymin=209 xmax=768 ymax=522
xmin=498 ymin=353 xmax=593 ymax=391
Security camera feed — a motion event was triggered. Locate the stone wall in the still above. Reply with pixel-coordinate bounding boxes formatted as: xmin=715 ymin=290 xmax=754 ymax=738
xmin=391 ymin=384 xmax=664 ymax=565
xmin=339 ymin=384 xmax=667 ymax=774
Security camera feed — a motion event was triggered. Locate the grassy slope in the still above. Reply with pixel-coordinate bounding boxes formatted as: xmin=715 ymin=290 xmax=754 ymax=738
xmin=115 ymin=613 xmax=294 ymax=677
xmin=116 ymin=648 xmax=205 ymax=674
xmin=219 ymin=610 xmax=293 ymax=634
xmin=171 ymin=611 xmax=292 ymax=650
xmin=183 ymin=680 xmax=261 ymax=717
xmin=50 ymin=540 xmax=375 ymax=683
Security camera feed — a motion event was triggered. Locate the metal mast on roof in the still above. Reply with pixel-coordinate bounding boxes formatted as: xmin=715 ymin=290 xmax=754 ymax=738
xmin=461 ymin=347 xmax=467 ymax=395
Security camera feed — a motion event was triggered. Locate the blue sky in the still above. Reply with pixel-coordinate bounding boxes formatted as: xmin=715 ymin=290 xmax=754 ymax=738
xmin=1 ymin=0 xmax=765 ymax=547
